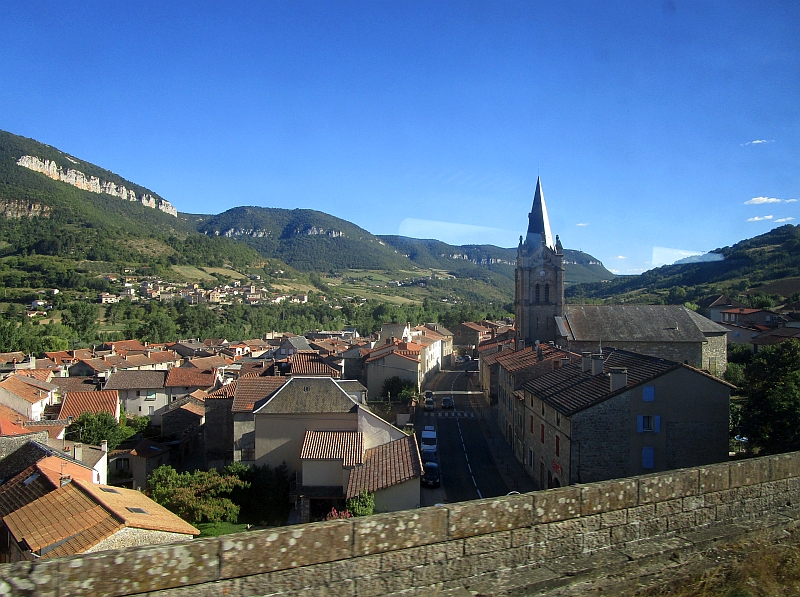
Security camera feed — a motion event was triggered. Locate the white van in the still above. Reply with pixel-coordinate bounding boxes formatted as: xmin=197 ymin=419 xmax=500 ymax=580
xmin=421 ymin=425 xmax=437 ymax=453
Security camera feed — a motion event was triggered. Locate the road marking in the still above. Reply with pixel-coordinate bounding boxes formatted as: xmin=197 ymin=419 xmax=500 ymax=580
xmin=477 ymin=489 xmax=483 ymax=498
xmin=464 ymin=454 xmax=469 ymax=462
xmin=472 ymin=477 xmax=477 ymax=486
xmin=467 ymin=464 xmax=472 ymax=473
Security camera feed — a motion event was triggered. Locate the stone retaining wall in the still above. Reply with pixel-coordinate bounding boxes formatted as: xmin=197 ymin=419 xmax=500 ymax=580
xmin=3 ymin=451 xmax=800 ymax=596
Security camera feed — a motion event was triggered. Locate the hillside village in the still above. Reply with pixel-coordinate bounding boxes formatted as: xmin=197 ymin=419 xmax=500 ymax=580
xmin=0 ymin=179 xmax=799 ymax=565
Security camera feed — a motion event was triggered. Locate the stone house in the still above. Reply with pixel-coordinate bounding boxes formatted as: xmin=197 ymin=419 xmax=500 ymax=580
xmin=164 ymin=368 xmax=217 ymax=402
xmin=518 ymin=349 xmax=733 ymax=489
xmin=452 ymin=322 xmax=492 ymax=353
xmin=108 ymin=438 xmax=170 ymax=490
xmin=364 ymin=341 xmax=423 ymax=399
xmin=103 ymin=370 xmax=168 ymax=424
xmin=0 ymin=479 xmax=197 ymax=562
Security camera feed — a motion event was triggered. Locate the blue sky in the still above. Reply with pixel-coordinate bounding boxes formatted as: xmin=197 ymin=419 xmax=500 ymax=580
xmin=1 ymin=2 xmax=797 ymax=274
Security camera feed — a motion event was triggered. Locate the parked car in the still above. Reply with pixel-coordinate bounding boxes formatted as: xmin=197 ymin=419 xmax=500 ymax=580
xmin=422 ymin=462 xmax=440 ymax=487
xmin=424 ymin=397 xmax=435 ymax=411
xmin=421 ymin=446 xmax=437 ymax=464
xmin=425 ymin=390 xmax=434 ymax=399
xmin=421 ymin=426 xmax=437 ymax=453
xmin=463 ymin=355 xmax=472 ymax=362
xmin=441 ymin=396 xmax=454 ymax=409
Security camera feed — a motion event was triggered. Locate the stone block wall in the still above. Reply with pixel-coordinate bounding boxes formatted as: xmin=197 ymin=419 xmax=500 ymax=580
xmin=3 ymin=452 xmax=800 ymax=596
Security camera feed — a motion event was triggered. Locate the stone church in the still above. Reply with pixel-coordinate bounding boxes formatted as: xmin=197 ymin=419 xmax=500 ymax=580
xmin=515 ymin=179 xmax=728 ymax=375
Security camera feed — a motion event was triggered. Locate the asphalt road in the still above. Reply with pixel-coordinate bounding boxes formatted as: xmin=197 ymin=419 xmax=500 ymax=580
xmin=419 ymin=364 xmax=509 ymax=505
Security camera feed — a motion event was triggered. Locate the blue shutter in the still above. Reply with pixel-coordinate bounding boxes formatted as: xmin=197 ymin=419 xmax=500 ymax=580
xmin=637 ymin=415 xmax=644 ymax=433
xmin=654 ymin=416 xmax=661 ymax=433
xmin=643 ymin=386 xmax=655 ymax=402
xmin=642 ymin=447 xmax=654 ymax=469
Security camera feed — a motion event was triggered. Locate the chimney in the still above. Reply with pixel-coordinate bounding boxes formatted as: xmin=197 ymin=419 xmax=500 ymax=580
xmin=60 ymin=475 xmax=72 ymax=487
xmin=610 ymin=367 xmax=628 ymax=391
xmin=561 ymin=357 xmax=571 ymax=368
xmin=581 ymin=352 xmax=592 ymax=373
xmin=591 ymin=353 xmax=604 ymax=376
xmin=73 ymin=443 xmax=83 ymax=462
xmin=101 ymin=440 xmax=108 ymax=453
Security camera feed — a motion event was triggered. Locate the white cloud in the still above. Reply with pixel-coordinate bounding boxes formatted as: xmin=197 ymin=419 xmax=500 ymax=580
xmin=615 ymin=255 xmax=627 ymax=259
xmin=576 ymin=223 xmax=589 ymax=227
xmin=745 ymin=197 xmax=782 ymax=204
xmin=786 ymin=199 xmax=798 ymax=203
xmin=747 ymin=215 xmax=774 ymax=221
xmin=609 ymin=268 xmax=620 ymax=274
xmin=741 ymin=139 xmax=774 ymax=146
xmin=775 ymin=217 xmax=795 ymax=223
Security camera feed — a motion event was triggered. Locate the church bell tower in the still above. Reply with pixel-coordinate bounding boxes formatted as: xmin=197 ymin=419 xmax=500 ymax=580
xmin=515 ymin=177 xmax=565 ymax=348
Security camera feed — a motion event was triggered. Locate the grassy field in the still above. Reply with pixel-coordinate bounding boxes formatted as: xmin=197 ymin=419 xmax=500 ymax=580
xmin=170 ymin=266 xmax=218 ymax=281
xmin=196 ymin=522 xmax=249 ymax=537
xmin=202 ymin=267 xmax=248 ymax=280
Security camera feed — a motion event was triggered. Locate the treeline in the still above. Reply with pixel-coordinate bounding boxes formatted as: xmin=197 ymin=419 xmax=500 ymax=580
xmin=0 ymin=295 xmax=511 ymax=352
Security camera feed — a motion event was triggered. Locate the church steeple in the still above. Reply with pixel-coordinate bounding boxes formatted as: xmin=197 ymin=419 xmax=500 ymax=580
xmin=526 ymin=177 xmax=554 ymax=249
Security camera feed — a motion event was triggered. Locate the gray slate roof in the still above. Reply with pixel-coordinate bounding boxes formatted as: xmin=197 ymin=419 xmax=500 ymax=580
xmin=103 ymin=370 xmax=167 ymax=391
xmin=560 ymin=305 xmax=727 ymax=343
xmin=254 ymin=377 xmax=358 ymax=415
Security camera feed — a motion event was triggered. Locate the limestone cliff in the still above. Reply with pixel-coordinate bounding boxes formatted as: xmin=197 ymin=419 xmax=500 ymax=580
xmin=16 ymin=155 xmax=178 ymax=217
xmin=0 ymin=199 xmax=51 ymax=218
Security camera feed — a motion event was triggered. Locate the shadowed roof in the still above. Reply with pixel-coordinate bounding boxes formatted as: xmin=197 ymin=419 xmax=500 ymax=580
xmin=560 ymin=305 xmax=727 ymax=343
xmin=254 ymin=377 xmax=358 ymax=415
xmin=103 ymin=370 xmax=166 ymax=391
xmin=232 ymin=377 xmax=287 ymax=413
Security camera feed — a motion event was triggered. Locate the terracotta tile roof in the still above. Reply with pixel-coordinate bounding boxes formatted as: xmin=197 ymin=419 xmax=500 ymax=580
xmin=103 ymin=340 xmax=147 ymax=352
xmin=32 ymin=358 xmax=59 ymax=371
xmin=44 ymin=350 xmax=93 ymax=365
xmin=188 ymin=389 xmax=208 ymax=401
xmin=0 ymin=464 xmax=57 ymax=518
xmin=0 ymin=404 xmax=28 ymax=423
xmin=179 ymin=401 xmax=205 ymax=417
xmin=232 ymin=377 xmax=287 ymax=413
xmin=461 ymin=322 xmax=490 ymax=332
xmin=118 ymin=354 xmax=156 ymax=368
xmin=54 ymin=376 xmax=99 ymax=393
xmin=300 ymin=430 xmax=363 ymax=467
xmin=0 ymin=352 xmax=26 ymax=365
xmin=346 ymin=435 xmax=422 ymax=498
xmin=4 ymin=479 xmax=198 ymax=558
xmin=103 ymin=370 xmax=166 ymax=391
xmin=0 ymin=417 xmax=32 ymax=436
xmin=0 ymin=375 xmax=55 ymax=404
xmin=72 ymin=357 xmax=113 ymax=373
xmin=493 ymin=344 xmax=573 ymax=374
xmin=185 ymin=355 xmax=232 ymax=369
xmin=18 ymin=370 xmax=54 ymax=382
xmin=286 ymin=351 xmax=340 ymax=377
xmin=165 ymin=368 xmax=216 ymax=389
xmin=146 ymin=350 xmax=181 ymax=364
xmin=521 ymin=349 xmax=682 ymax=416
xmin=59 ymin=390 xmax=119 ymax=420
xmin=206 ymin=381 xmax=238 ymax=399
xmin=751 ymin=328 xmax=800 ymax=346
xmin=23 ymin=421 xmax=66 ymax=440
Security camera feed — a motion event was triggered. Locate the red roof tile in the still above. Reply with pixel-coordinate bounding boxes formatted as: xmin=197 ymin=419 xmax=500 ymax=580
xmin=59 ymin=391 xmax=119 ymax=420
xmin=165 ymin=368 xmax=216 ymax=389
xmin=232 ymin=377 xmax=287 ymax=413
xmin=346 ymin=435 xmax=422 ymax=498
xmin=300 ymin=430 xmax=363 ymax=467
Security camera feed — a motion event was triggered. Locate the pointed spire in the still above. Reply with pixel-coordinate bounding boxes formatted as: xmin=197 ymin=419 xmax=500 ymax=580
xmin=526 ymin=177 xmax=554 ymax=248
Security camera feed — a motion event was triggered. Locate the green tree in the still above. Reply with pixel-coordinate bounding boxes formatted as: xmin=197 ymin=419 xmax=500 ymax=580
xmin=61 ymin=301 xmax=99 ymax=343
xmin=381 ymin=376 xmax=416 ymax=400
xmin=346 ymin=490 xmax=375 ymax=517
xmin=147 ymin=466 xmax=250 ymax=524
xmin=65 ymin=411 xmax=134 ymax=450
xmin=740 ymin=340 xmax=800 ymax=455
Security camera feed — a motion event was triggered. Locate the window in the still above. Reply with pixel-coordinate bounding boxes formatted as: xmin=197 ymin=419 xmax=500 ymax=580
xmin=540 ymin=424 xmax=545 ymax=443
xmin=637 ymin=415 xmax=661 ymax=433
xmin=643 ymin=386 xmax=655 ymax=402
xmin=555 ymin=435 xmax=560 ymax=456
xmin=642 ymin=447 xmax=655 ymax=469
xmin=145 ymin=392 xmax=156 ymax=401
xmin=530 ymin=415 xmax=533 ymax=433
xmin=556 ymin=412 xmax=561 ymax=427
xmin=116 ymin=458 xmax=130 ymax=470
xmin=529 ymin=448 xmax=534 ymax=467
xmin=535 ymin=284 xmax=540 ymax=303
xmin=544 ymin=284 xmax=550 ymax=303
xmin=126 ymin=507 xmax=149 ymax=515
xmin=136 ymin=390 xmax=141 ymax=397
xmin=138 ymin=406 xmax=142 ymax=412
xmin=541 ymin=402 xmax=545 ymax=416
xmin=241 ymin=446 xmax=255 ymax=461
xmin=148 ymin=406 xmax=154 ymax=416
xmin=100 ymin=487 xmax=121 ymax=494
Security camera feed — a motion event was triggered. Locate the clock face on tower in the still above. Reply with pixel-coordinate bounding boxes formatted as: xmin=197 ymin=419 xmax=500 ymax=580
xmin=540 ymin=270 xmax=546 ymax=276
